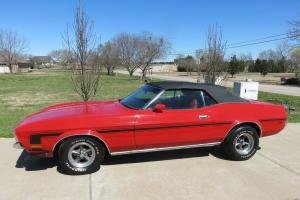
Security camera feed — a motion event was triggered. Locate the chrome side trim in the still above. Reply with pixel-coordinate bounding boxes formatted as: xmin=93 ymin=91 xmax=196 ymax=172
xmin=110 ymin=142 xmax=221 ymax=156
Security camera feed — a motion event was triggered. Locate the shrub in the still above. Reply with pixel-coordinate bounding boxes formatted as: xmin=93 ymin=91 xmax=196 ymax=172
xmin=282 ymin=77 xmax=300 ymax=85
xmin=177 ymin=65 xmax=187 ymax=72
xmin=284 ymin=78 xmax=299 ymax=85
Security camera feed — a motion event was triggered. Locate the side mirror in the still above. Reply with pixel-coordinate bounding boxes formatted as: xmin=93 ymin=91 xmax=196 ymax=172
xmin=154 ymin=104 xmax=166 ymax=113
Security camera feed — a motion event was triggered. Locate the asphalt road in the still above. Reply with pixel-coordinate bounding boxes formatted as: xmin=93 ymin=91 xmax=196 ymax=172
xmin=1 ymin=123 xmax=300 ymax=200
xmin=116 ymin=71 xmax=300 ymax=97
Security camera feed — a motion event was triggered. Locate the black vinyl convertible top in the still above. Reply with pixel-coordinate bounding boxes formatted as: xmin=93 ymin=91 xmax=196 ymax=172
xmin=147 ymin=81 xmax=247 ymax=103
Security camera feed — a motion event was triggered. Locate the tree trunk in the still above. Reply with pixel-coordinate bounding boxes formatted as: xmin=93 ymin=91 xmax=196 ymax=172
xmin=8 ymin=63 xmax=13 ymax=73
xmin=107 ymin=67 xmax=113 ymax=75
xmin=129 ymin=70 xmax=134 ymax=77
xmin=141 ymin=69 xmax=147 ymax=80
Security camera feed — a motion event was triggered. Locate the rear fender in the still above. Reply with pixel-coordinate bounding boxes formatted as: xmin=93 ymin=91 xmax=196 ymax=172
xmin=223 ymin=120 xmax=262 ymax=140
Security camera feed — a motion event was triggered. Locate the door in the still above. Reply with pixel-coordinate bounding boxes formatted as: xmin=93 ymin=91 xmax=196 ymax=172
xmin=134 ymin=89 xmax=228 ymax=149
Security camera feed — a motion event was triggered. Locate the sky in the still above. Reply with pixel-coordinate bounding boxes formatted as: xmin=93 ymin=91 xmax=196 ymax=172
xmin=0 ymin=0 xmax=299 ymax=60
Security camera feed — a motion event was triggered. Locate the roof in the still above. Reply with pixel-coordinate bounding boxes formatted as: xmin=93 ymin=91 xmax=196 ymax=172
xmin=0 ymin=55 xmax=7 ymax=64
xmin=31 ymin=56 xmax=52 ymax=63
xmin=0 ymin=53 xmax=31 ymax=64
xmin=147 ymin=81 xmax=247 ymax=103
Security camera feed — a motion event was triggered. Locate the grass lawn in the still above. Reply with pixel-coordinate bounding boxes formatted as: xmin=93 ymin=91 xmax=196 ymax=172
xmin=0 ymin=71 xmax=299 ymax=138
xmin=0 ymin=71 xmax=143 ymax=137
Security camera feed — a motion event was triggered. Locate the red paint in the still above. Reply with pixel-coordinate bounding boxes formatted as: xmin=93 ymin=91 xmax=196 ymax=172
xmin=14 ymin=99 xmax=287 ymax=157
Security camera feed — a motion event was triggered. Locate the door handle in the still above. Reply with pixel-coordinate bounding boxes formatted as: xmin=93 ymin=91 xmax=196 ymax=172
xmin=199 ymin=115 xmax=209 ymax=119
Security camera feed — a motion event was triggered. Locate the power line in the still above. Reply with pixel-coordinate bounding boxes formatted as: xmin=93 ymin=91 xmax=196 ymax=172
xmin=229 ymin=33 xmax=288 ymax=46
xmin=166 ymin=31 xmax=300 ymax=56
xmin=229 ymin=30 xmax=299 ymax=46
xmin=226 ymin=34 xmax=299 ymax=49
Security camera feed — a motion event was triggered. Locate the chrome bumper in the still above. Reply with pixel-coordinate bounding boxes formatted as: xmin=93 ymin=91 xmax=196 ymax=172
xmin=13 ymin=142 xmax=23 ymax=149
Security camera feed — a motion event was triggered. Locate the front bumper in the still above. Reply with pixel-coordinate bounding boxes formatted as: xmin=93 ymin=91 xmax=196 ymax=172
xmin=13 ymin=142 xmax=23 ymax=149
xmin=13 ymin=142 xmax=49 ymax=157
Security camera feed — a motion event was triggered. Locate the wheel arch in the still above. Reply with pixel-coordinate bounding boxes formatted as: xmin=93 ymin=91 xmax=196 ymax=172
xmin=52 ymin=132 xmax=110 ymax=158
xmin=224 ymin=121 xmax=262 ymax=141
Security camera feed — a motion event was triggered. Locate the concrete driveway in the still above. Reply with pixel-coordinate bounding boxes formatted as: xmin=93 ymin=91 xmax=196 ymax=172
xmin=1 ymin=123 xmax=300 ymax=200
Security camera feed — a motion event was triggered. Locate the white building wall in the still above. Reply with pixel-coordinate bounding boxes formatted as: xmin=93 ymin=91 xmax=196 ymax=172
xmin=0 ymin=66 xmax=10 ymax=73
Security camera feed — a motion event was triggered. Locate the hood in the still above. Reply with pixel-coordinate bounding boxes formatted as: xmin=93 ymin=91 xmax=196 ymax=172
xmin=15 ymin=100 xmax=131 ymax=132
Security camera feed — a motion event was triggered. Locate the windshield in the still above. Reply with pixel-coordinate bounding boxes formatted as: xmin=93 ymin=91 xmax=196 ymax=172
xmin=120 ymin=85 xmax=162 ymax=109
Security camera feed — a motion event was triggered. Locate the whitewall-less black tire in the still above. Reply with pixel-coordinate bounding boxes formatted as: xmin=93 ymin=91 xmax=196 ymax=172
xmin=58 ymin=136 xmax=105 ymax=175
xmin=223 ymin=126 xmax=259 ymax=161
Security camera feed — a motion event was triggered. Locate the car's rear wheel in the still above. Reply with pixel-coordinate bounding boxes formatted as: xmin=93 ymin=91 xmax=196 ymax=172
xmin=58 ymin=136 xmax=105 ymax=175
xmin=223 ymin=126 xmax=259 ymax=161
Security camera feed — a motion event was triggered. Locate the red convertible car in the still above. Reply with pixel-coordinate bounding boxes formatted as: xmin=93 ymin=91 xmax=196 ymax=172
xmin=14 ymin=81 xmax=287 ymax=175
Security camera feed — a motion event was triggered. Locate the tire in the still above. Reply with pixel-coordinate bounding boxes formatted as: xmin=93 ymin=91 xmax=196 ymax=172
xmin=57 ymin=136 xmax=105 ymax=175
xmin=223 ymin=126 xmax=259 ymax=161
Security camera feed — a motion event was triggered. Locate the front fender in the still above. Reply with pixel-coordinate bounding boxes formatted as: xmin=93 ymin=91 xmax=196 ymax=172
xmin=45 ymin=129 xmax=110 ymax=157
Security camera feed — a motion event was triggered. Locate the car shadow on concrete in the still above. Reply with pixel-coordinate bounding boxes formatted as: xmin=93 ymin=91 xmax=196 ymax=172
xmin=14 ymin=146 xmax=230 ymax=172
xmin=15 ymin=150 xmax=56 ymax=171
xmin=103 ymin=146 xmax=230 ymax=165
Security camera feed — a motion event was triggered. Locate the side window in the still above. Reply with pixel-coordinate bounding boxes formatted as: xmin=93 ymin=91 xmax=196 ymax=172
xmin=178 ymin=90 xmax=204 ymax=109
xmin=202 ymin=91 xmax=217 ymax=106
xmin=158 ymin=90 xmax=176 ymax=100
xmin=149 ymin=90 xmax=177 ymax=109
xmin=149 ymin=89 xmax=205 ymax=109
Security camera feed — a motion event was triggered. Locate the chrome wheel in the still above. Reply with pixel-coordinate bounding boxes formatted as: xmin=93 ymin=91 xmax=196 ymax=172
xmin=67 ymin=142 xmax=96 ymax=168
xmin=234 ymin=132 xmax=254 ymax=155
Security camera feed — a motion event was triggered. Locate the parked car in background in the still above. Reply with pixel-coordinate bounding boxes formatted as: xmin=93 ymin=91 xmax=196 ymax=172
xmin=14 ymin=81 xmax=287 ymax=175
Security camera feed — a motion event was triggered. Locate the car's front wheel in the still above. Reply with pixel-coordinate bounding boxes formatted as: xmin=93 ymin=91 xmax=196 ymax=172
xmin=58 ymin=136 xmax=105 ymax=175
xmin=223 ymin=126 xmax=259 ymax=161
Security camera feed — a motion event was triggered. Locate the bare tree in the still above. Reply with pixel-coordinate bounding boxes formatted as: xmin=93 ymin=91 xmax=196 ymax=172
xmin=238 ymin=53 xmax=253 ymax=72
xmin=49 ymin=49 xmax=77 ymax=68
xmin=195 ymin=49 xmax=208 ymax=75
xmin=176 ymin=55 xmax=196 ymax=76
xmin=0 ymin=29 xmax=27 ymax=73
xmin=48 ymin=50 xmax=61 ymax=63
xmin=88 ymin=44 xmax=102 ymax=72
xmin=48 ymin=49 xmax=67 ymax=64
xmin=113 ymin=33 xmax=141 ymax=77
xmin=258 ymin=49 xmax=279 ymax=60
xmin=290 ymin=48 xmax=300 ymax=75
xmin=238 ymin=53 xmax=252 ymax=61
xmin=113 ymin=32 xmax=169 ymax=79
xmin=276 ymin=41 xmax=291 ymax=59
xmin=100 ymin=41 xmax=120 ymax=75
xmin=289 ymin=15 xmax=300 ymax=42
xmin=138 ymin=32 xmax=169 ymax=80
xmin=62 ymin=3 xmax=101 ymax=101
xmin=202 ymin=24 xmax=227 ymax=84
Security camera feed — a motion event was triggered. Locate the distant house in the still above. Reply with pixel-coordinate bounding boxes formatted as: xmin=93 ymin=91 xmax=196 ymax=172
xmin=17 ymin=60 xmax=33 ymax=72
xmin=31 ymin=56 xmax=54 ymax=68
xmin=0 ymin=57 xmax=33 ymax=73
